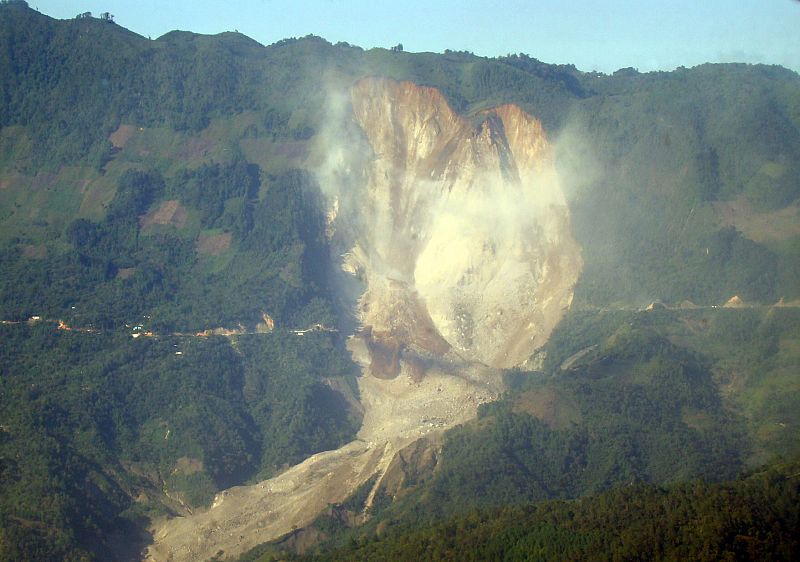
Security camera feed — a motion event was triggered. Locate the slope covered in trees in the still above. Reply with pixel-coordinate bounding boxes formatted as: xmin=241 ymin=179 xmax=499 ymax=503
xmin=0 ymin=323 xmax=359 ymax=561
xmin=280 ymin=458 xmax=800 ymax=562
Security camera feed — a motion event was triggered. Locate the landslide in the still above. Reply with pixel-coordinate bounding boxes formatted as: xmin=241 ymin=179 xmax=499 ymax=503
xmin=145 ymin=78 xmax=581 ymax=561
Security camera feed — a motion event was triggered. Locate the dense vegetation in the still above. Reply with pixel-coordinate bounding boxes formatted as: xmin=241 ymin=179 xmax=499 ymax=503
xmin=1 ymin=9 xmax=357 ymax=558
xmin=1 ymin=3 xmax=799 ymax=560
xmin=0 ymin=164 xmax=332 ymax=331
xmin=568 ymin=63 xmax=800 ymax=306
xmin=0 ymin=323 xmax=358 ymax=561
xmin=279 ymin=457 xmax=800 ymax=562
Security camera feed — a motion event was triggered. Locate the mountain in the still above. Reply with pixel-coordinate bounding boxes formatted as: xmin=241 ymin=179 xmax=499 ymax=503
xmin=0 ymin=3 xmax=799 ymax=561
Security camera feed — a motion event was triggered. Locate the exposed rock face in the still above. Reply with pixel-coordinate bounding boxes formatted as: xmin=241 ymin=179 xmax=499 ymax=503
xmin=332 ymin=78 xmax=582 ymax=371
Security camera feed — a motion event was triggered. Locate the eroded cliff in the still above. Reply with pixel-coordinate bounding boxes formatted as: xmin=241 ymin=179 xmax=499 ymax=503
xmin=333 ymin=78 xmax=582 ymax=371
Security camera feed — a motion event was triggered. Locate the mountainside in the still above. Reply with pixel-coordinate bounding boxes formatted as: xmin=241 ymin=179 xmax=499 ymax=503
xmin=1 ymin=3 xmax=799 ymax=561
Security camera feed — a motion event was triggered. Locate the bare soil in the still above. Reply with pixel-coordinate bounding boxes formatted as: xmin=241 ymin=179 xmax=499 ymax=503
xmin=714 ymin=197 xmax=800 ymax=242
xmin=173 ymin=457 xmax=204 ymax=476
xmin=139 ymin=200 xmax=188 ymax=230
xmin=196 ymin=232 xmax=232 ymax=256
xmin=117 ymin=267 xmax=136 ymax=280
xmin=109 ymin=124 xmax=136 ymax=149
xmin=512 ymin=388 xmax=581 ymax=430
xmin=21 ymin=244 xmax=47 ymax=259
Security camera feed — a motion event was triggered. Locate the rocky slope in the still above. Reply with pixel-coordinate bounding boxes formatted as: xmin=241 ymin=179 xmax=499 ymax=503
xmin=332 ymin=77 xmax=582 ymax=372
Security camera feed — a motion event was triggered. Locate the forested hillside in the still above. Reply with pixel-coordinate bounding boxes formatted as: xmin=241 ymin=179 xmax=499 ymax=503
xmin=279 ymin=457 xmax=800 ymax=562
xmin=0 ymin=324 xmax=359 ymax=560
xmin=1 ymin=2 xmax=799 ymax=560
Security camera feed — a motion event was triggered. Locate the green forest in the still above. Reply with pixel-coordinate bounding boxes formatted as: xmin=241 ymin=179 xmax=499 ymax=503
xmin=0 ymin=324 xmax=359 ymax=561
xmin=1 ymin=2 xmax=799 ymax=560
xmin=277 ymin=457 xmax=800 ymax=562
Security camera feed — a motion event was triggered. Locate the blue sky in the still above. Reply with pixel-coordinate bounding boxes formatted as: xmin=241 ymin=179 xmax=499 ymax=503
xmin=30 ymin=0 xmax=800 ymax=73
